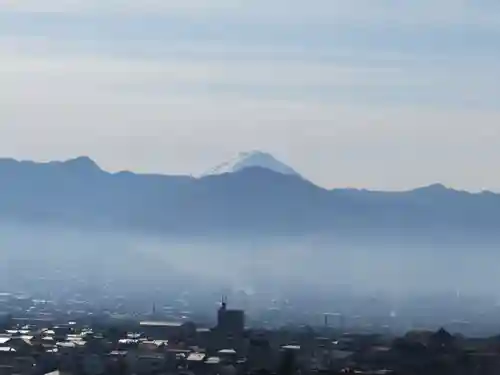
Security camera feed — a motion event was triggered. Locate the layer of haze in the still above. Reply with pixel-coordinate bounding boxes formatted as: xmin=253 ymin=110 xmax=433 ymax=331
xmin=1 ymin=222 xmax=499 ymax=301
xmin=0 ymin=1 xmax=500 ymax=190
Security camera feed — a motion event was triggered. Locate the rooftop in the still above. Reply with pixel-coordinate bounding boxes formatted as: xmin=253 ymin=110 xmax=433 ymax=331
xmin=140 ymin=321 xmax=183 ymax=327
xmin=6 ymin=330 xmax=30 ymax=335
xmin=282 ymin=345 xmax=301 ymax=351
xmin=196 ymin=328 xmax=211 ymax=333
xmin=218 ymin=349 xmax=237 ymax=355
xmin=205 ymin=357 xmax=221 ymax=365
xmin=187 ymin=353 xmax=206 ymax=362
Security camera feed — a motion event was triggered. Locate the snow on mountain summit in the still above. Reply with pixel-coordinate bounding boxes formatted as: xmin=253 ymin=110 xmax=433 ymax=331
xmin=202 ymin=151 xmax=301 ymax=177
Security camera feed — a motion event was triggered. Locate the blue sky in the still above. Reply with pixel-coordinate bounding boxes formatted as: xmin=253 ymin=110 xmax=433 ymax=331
xmin=0 ymin=1 xmax=499 ymax=190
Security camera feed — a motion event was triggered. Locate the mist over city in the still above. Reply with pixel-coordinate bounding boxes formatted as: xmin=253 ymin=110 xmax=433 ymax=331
xmin=1 ymin=1 xmax=500 ymax=374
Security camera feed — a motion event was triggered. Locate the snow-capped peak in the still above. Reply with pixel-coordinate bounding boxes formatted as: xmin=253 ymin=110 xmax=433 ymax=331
xmin=202 ymin=151 xmax=301 ymax=177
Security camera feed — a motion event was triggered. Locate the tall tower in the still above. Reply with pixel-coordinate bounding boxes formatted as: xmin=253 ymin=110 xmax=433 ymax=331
xmin=221 ymin=295 xmax=227 ymax=310
xmin=218 ymin=295 xmax=227 ymax=324
xmin=217 ymin=296 xmax=244 ymax=335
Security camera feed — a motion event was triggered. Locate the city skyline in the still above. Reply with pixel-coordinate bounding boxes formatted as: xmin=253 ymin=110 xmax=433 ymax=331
xmin=0 ymin=1 xmax=499 ymax=190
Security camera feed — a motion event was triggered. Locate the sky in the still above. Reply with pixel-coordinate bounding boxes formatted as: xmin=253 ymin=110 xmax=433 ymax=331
xmin=0 ymin=0 xmax=499 ymax=190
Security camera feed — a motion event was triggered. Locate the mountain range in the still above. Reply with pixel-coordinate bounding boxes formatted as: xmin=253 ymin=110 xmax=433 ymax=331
xmin=0 ymin=152 xmax=499 ymax=242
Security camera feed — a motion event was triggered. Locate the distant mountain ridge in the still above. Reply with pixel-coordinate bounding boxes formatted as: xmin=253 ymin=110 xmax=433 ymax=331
xmin=0 ymin=155 xmax=499 ymax=241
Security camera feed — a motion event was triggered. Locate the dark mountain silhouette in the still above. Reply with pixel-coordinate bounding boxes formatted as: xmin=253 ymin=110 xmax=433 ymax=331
xmin=0 ymin=156 xmax=499 ymax=241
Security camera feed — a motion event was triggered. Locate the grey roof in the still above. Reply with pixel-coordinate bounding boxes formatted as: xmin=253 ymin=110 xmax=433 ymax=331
xmin=205 ymin=357 xmax=221 ymax=365
xmin=218 ymin=349 xmax=237 ymax=355
xmin=282 ymin=345 xmax=301 ymax=351
xmin=140 ymin=321 xmax=183 ymax=327
xmin=187 ymin=353 xmax=206 ymax=362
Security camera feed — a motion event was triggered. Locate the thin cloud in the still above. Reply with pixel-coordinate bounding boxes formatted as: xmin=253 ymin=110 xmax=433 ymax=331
xmin=0 ymin=0 xmax=236 ymax=14
xmin=1 ymin=36 xmax=497 ymax=109
xmin=0 ymin=0 xmax=498 ymax=29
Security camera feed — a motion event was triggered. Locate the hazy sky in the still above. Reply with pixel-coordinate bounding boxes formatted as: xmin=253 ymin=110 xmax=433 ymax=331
xmin=0 ymin=1 xmax=499 ymax=190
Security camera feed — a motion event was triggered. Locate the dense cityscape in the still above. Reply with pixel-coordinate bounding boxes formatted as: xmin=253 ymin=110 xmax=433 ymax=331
xmin=1 ymin=0 xmax=499 ymax=374
xmin=1 ymin=291 xmax=500 ymax=375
